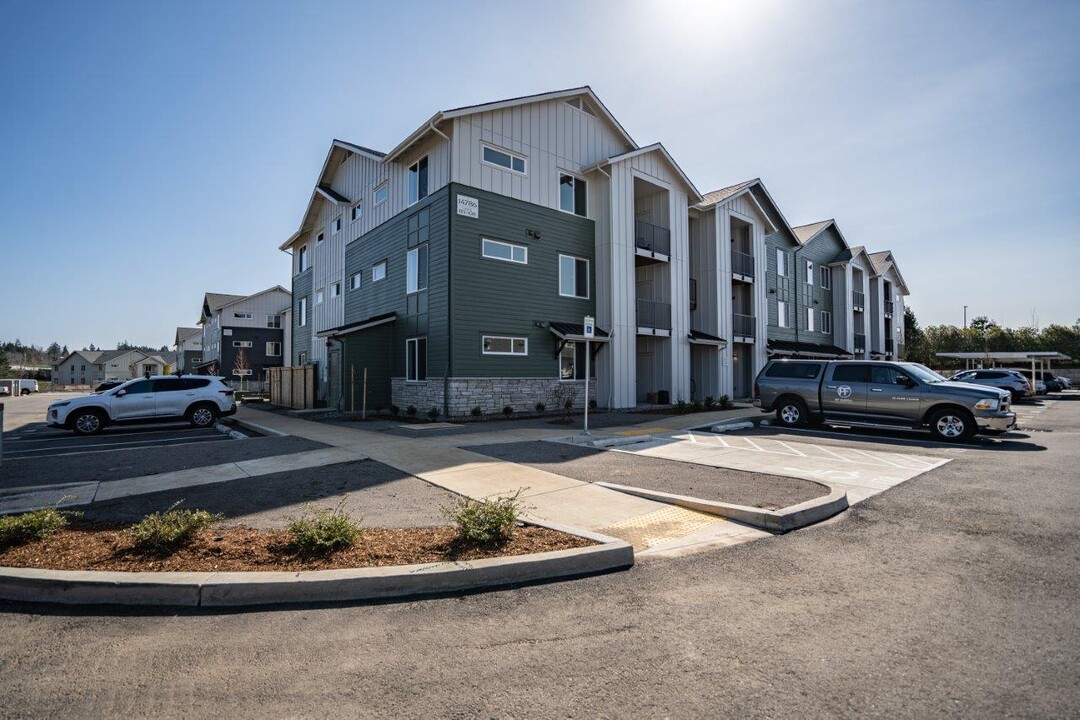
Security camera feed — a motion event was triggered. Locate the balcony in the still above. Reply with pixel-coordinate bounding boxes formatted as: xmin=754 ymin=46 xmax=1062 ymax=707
xmin=636 ymin=298 xmax=671 ymax=331
xmin=854 ymin=333 xmax=867 ymax=352
xmin=732 ymin=251 xmax=754 ymax=279
xmin=733 ymin=313 xmax=755 ymax=338
xmin=884 ymin=300 xmax=894 ymax=318
xmin=852 ymin=290 xmax=865 ymax=311
xmin=635 ymin=219 xmax=671 ymax=257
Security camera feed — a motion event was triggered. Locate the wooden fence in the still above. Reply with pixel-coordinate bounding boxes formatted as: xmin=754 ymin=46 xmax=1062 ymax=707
xmin=268 ymin=365 xmax=317 ymax=409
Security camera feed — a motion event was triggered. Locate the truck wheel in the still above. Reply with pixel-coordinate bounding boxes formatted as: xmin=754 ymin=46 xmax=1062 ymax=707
xmin=187 ymin=403 xmax=218 ymax=428
xmin=776 ymin=398 xmax=808 ymax=428
xmin=70 ymin=409 xmax=106 ymax=436
xmin=20 ymin=388 xmax=31 ymax=396
xmin=929 ymin=408 xmax=975 ymax=442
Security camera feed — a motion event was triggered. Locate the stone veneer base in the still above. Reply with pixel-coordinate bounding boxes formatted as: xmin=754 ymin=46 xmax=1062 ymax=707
xmin=391 ymin=377 xmax=596 ymax=418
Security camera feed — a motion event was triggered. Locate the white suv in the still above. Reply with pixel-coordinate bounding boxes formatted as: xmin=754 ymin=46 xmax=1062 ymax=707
xmin=47 ymin=375 xmax=237 ymax=435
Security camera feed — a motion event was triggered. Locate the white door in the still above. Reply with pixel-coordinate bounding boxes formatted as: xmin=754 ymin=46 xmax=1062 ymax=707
xmin=110 ymin=379 xmax=156 ymax=420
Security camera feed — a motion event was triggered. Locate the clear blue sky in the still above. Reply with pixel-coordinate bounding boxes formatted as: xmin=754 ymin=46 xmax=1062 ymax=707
xmin=2 ymin=0 xmax=1078 ymax=349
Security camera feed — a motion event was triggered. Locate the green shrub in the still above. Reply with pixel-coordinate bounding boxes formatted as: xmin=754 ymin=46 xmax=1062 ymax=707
xmin=390 ymin=405 xmax=401 ymax=417
xmin=427 ymin=406 xmax=441 ymax=421
xmin=0 ymin=508 xmax=73 ymax=550
xmin=704 ymin=395 xmax=716 ymax=410
xmin=535 ymin=401 xmax=546 ymax=413
xmin=690 ymin=399 xmax=703 ymax=413
xmin=286 ymin=504 xmax=361 ymax=553
xmin=127 ymin=503 xmax=220 ymax=552
xmin=719 ymin=394 xmax=732 ymax=410
xmin=471 ymin=405 xmax=483 ymax=417
xmin=675 ymin=398 xmax=688 ymax=414
xmin=502 ymin=405 xmax=514 ymax=417
xmin=442 ymin=491 xmax=522 ymax=546
xmin=406 ymin=405 xmax=417 ymax=417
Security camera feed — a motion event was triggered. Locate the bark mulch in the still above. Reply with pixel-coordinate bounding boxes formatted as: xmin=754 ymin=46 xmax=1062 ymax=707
xmin=0 ymin=523 xmax=593 ymax=573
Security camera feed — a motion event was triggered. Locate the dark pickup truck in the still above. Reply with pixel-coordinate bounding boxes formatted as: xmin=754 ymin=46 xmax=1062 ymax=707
xmin=754 ymin=360 xmax=1016 ymax=442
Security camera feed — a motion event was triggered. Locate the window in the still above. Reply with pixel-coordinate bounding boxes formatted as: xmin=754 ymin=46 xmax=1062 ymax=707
xmin=350 ymin=272 xmax=362 ymax=290
xmin=316 ymin=231 xmax=325 ymax=244
xmin=559 ymin=173 xmax=587 ymax=216
xmin=806 ymin=259 xmax=814 ymax=284
xmin=298 ymin=245 xmax=309 ymax=272
xmin=352 ymin=202 xmax=363 ymax=221
xmin=482 ymin=238 xmax=527 ymax=264
xmin=776 ymin=249 xmax=788 ymax=277
xmin=232 ymin=340 xmax=252 ymax=348
xmin=820 ymin=265 xmax=831 ymax=289
xmin=482 ymin=145 xmax=526 ymax=174
xmin=558 ymin=254 xmax=589 ymax=298
xmin=373 ymin=182 xmax=388 ymax=206
xmin=331 ymin=282 xmax=341 ymax=298
xmin=833 ymin=364 xmax=870 ymax=383
xmin=267 ymin=314 xmax=280 ymax=328
xmin=266 ymin=342 xmax=282 ymax=357
xmin=406 ymin=245 xmax=428 ymax=294
xmin=299 ymin=297 xmax=308 ymax=326
xmin=233 ymin=312 xmax=252 ymax=319
xmin=482 ymin=336 xmax=528 ymax=356
xmin=406 ymin=337 xmax=427 ymax=381
xmin=126 ymin=380 xmax=153 ymax=394
xmin=765 ymin=362 xmax=823 ymax=379
xmin=332 ymin=217 xmax=342 ymax=234
xmin=298 ymin=352 xmax=308 ymax=365
xmin=821 ymin=310 xmax=833 ymax=334
xmin=372 ymin=260 xmax=387 ymax=282
xmin=777 ymin=300 xmax=789 ymax=328
xmin=315 ymin=288 xmax=324 ymax=304
xmin=872 ymin=366 xmax=911 ymax=385
xmin=408 ymin=156 xmax=428 ymax=205
xmin=807 ymin=307 xmax=815 ymax=332
xmin=559 ymin=341 xmax=594 ymax=380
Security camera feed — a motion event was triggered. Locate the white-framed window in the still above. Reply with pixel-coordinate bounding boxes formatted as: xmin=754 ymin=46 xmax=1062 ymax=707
xmin=298 ymin=352 xmax=307 ymax=365
xmin=350 ymin=272 xmax=362 ymax=290
xmin=233 ymin=312 xmax=252 ymax=319
xmin=482 ymin=238 xmax=527 ymax=264
xmin=806 ymin=259 xmax=814 ymax=284
xmin=316 ymin=231 xmax=325 ymax=244
xmin=806 ymin=307 xmax=815 ymax=332
xmin=298 ymin=245 xmax=309 ymax=272
xmin=406 ymin=337 xmax=427 ymax=381
xmin=821 ymin=310 xmax=833 ymax=334
xmin=408 ymin=156 xmax=429 ymax=205
xmin=406 ymin=245 xmax=428 ymax=294
xmin=332 ymin=217 xmax=342 ymax=234
xmin=776 ymin=249 xmax=788 ymax=277
xmin=778 ymin=300 xmax=789 ymax=328
xmin=820 ymin=265 xmax=831 ymax=289
xmin=559 ymin=341 xmax=594 ymax=380
xmin=331 ymin=282 xmax=341 ymax=298
xmin=266 ymin=341 xmax=282 ymax=357
xmin=315 ymin=288 xmax=324 ymax=304
xmin=559 ymin=254 xmax=589 ymax=299
xmin=482 ymin=336 xmax=528 ymax=356
xmin=373 ymin=182 xmax=388 ymax=206
xmin=299 ymin=297 xmax=308 ymax=326
xmin=559 ymin=173 xmax=587 ymax=216
xmin=352 ymin=201 xmax=363 ymax=221
xmin=372 ymin=260 xmax=387 ymax=282
xmin=233 ymin=368 xmax=253 ymax=377
xmin=481 ymin=144 xmax=526 ymax=174
xmin=232 ymin=340 xmax=252 ymax=348
xmin=266 ymin=314 xmax=280 ymax=328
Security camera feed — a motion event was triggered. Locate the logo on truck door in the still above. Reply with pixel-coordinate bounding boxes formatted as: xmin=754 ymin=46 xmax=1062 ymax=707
xmin=837 ymin=385 xmax=853 ymax=399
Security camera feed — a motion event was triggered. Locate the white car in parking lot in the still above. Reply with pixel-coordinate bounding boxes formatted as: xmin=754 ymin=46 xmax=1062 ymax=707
xmin=47 ymin=375 xmax=237 ymax=435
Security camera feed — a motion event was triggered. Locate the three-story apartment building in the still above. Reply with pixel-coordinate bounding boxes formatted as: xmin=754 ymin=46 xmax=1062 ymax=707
xmin=195 ymin=287 xmax=291 ymax=381
xmin=280 ymin=86 xmax=912 ymax=411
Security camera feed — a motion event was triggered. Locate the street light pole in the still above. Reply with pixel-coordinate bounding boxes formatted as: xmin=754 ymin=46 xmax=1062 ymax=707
xmin=963 ymin=305 xmax=968 ymax=329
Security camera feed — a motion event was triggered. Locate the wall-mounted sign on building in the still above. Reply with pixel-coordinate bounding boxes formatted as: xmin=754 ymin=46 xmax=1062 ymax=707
xmin=456 ymin=194 xmax=479 ymax=218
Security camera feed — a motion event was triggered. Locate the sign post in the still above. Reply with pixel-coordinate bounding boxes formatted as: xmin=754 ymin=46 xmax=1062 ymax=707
xmin=583 ymin=315 xmax=594 ymax=436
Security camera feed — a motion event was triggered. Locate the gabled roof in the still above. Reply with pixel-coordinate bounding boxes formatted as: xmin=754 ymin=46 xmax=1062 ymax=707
xmin=698 ymin=179 xmax=757 ymax=208
xmin=203 ymin=293 xmax=246 ymax=314
xmin=695 ymin=178 xmax=800 ymax=238
xmin=315 ymin=184 xmax=350 ymax=205
xmin=867 ymin=250 xmax=910 ymax=294
xmin=585 ymin=143 xmax=704 ymax=203
xmin=215 ymin=285 xmax=291 ymax=312
xmin=174 ymin=327 xmax=201 ymax=346
xmin=55 ymin=350 xmax=102 ymax=367
xmin=791 ymin=219 xmax=837 ymax=246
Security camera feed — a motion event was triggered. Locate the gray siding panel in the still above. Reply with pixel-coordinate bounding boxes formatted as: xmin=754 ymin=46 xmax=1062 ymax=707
xmin=765 ymin=226 xmax=844 ymax=347
xmin=291 ymin=268 xmax=313 ymax=364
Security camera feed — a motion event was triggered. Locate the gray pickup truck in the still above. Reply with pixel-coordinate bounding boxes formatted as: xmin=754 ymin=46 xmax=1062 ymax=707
xmin=754 ymin=360 xmax=1016 ymax=441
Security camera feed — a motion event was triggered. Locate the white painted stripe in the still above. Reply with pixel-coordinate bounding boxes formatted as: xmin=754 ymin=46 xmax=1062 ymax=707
xmin=4 ymin=436 xmax=227 ymax=457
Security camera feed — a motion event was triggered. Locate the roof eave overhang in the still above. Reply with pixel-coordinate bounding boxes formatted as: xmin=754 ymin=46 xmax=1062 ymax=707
xmin=383 ymin=112 xmax=446 ymax=163
xmin=584 ymin=143 xmax=704 ymax=204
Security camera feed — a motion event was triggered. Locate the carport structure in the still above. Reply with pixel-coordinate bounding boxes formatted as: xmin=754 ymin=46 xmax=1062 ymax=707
xmin=936 ymin=351 xmax=1072 ymax=392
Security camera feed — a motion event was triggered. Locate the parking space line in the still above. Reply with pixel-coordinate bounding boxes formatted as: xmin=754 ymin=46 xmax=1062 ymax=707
xmin=5 ymin=427 xmax=213 ymax=444
xmin=812 ymin=444 xmax=858 ymax=464
xmin=846 ymin=448 xmax=910 ymax=469
xmin=775 ymin=441 xmax=807 ymax=457
xmin=3 ymin=435 xmax=226 ymax=457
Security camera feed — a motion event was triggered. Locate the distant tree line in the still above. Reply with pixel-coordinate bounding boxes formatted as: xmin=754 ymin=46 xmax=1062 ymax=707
xmin=904 ymin=308 xmax=1080 ymax=368
xmin=0 ymin=339 xmax=170 ymax=373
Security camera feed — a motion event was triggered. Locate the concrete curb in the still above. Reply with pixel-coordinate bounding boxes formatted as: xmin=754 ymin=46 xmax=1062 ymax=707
xmin=0 ymin=524 xmax=633 ymax=608
xmin=594 ymin=481 xmax=849 ymax=533
xmin=225 ymin=417 xmax=289 ymax=437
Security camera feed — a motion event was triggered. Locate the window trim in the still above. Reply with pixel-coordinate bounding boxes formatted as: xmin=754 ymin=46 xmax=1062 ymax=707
xmin=558 ymin=172 xmax=587 ymax=217
xmin=778 ymin=300 xmax=789 ymax=328
xmin=331 ymin=282 xmax=341 ymax=298
xmin=349 ymin=272 xmax=362 ymax=291
xmin=407 ymin=155 xmax=429 ymax=206
xmin=776 ymin=249 xmax=788 ymax=278
xmin=331 ymin=216 xmax=342 ymax=234
xmin=315 ymin=288 xmax=324 ymax=305
xmin=371 ymin=260 xmax=387 ymax=282
xmin=233 ymin=312 xmax=253 ymax=319
xmin=298 ymin=297 xmax=308 ymax=327
xmin=406 ymin=337 xmax=427 ymax=382
xmin=373 ymin=181 xmax=389 ymax=206
xmin=805 ymin=259 xmax=814 ymax=285
xmin=351 ymin=201 xmax=363 ymax=221
xmin=406 ymin=244 xmax=428 ymax=294
xmin=232 ymin=340 xmax=253 ymax=348
xmin=558 ymin=253 xmax=590 ymax=299
xmin=481 ymin=238 xmax=528 ymax=265
xmin=481 ymin=143 xmax=527 ymax=175
xmin=266 ymin=341 xmax=282 ymax=357
xmin=820 ymin=264 xmax=831 ymax=289
xmin=266 ymin=314 xmax=280 ymax=329
xmin=806 ymin=307 xmax=815 ymax=332
xmin=482 ymin=335 xmax=529 ymax=356
xmin=297 ymin=245 xmax=309 ymax=273
xmin=821 ymin=310 xmax=833 ymax=334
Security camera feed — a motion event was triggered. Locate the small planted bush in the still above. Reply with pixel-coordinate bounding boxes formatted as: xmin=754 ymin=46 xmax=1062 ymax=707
xmin=535 ymin=401 xmax=546 ymax=414
xmin=0 ymin=508 xmax=73 ymax=550
xmin=704 ymin=395 xmax=716 ymax=410
xmin=427 ymin=406 xmax=441 ymax=421
xmin=675 ymin=398 xmax=688 ymax=414
xmin=719 ymin=394 xmax=732 ymax=410
xmin=471 ymin=405 xmax=483 ymax=417
xmin=286 ymin=504 xmax=361 ymax=554
xmin=502 ymin=405 xmax=514 ymax=417
xmin=691 ymin=399 xmax=703 ymax=413
xmin=127 ymin=503 xmax=220 ymax=553
xmin=406 ymin=405 xmax=417 ymax=417
xmin=390 ymin=405 xmax=401 ymax=417
xmin=443 ymin=491 xmax=522 ymax=546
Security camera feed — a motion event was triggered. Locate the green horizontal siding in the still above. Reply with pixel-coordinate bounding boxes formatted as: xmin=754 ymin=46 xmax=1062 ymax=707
xmin=291 ymin=268 xmax=313 ymax=364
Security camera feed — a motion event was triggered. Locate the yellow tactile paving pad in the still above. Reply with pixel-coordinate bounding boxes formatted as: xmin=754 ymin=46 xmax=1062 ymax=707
xmin=614 ymin=426 xmax=670 ymax=437
xmin=597 ymin=506 xmax=721 ymax=550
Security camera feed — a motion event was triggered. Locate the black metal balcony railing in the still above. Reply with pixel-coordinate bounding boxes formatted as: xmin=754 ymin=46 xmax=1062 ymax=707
xmin=885 ymin=338 xmax=894 ymax=353
xmin=884 ymin=300 xmax=894 ymax=317
xmin=733 ymin=313 xmax=755 ymax=338
xmin=732 ymin=251 xmax=754 ymax=277
xmin=853 ymin=290 xmax=866 ymax=310
xmin=635 ymin=219 xmax=671 ymax=256
xmin=854 ymin=333 xmax=867 ymax=351
xmin=636 ymin=298 xmax=672 ymax=330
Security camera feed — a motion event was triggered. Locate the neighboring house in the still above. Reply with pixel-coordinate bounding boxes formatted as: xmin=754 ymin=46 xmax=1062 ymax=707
xmin=279 ymin=86 xmax=913 ymax=412
xmin=195 ymin=287 xmax=291 ymax=381
xmin=54 ymin=350 xmax=104 ymax=386
xmin=53 ymin=349 xmax=170 ymax=385
xmin=174 ymin=327 xmax=203 ymax=372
